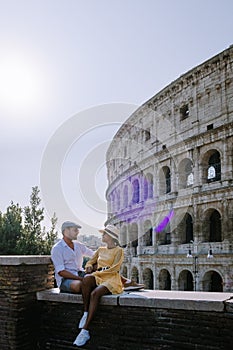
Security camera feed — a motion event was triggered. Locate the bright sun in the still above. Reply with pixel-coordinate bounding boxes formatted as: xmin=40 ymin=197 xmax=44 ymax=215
xmin=0 ymin=54 xmax=41 ymax=113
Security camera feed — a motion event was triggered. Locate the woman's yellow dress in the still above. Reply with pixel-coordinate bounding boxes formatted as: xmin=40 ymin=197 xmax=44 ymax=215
xmin=85 ymin=246 xmax=124 ymax=294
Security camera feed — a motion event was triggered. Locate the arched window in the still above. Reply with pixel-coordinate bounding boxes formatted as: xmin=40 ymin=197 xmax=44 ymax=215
xmin=132 ymin=179 xmax=140 ymax=204
xmin=187 ymin=172 xmax=194 ymax=186
xmin=143 ymin=268 xmax=153 ymax=289
xmin=185 ymin=214 xmax=193 ymax=243
xmin=209 ymin=210 xmax=222 ymax=242
xmin=207 ymin=152 xmax=221 ymax=182
xmin=203 ymin=271 xmax=223 ymax=292
xmin=159 ymin=166 xmax=171 ymax=194
xmin=178 ymin=270 xmax=193 ymax=291
xmin=165 ymin=167 xmax=171 ymax=193
xmin=178 ymin=159 xmax=193 ymax=189
xmin=157 ymin=222 xmax=171 ymax=245
xmin=159 ymin=269 xmax=171 ymax=290
xmin=143 ymin=228 xmax=153 ymax=246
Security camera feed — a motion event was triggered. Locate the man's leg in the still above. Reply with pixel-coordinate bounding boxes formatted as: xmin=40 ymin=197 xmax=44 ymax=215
xmin=60 ymin=278 xmax=82 ymax=294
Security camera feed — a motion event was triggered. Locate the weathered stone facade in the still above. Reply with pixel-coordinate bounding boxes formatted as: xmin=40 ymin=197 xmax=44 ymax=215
xmin=105 ymin=45 xmax=233 ymax=292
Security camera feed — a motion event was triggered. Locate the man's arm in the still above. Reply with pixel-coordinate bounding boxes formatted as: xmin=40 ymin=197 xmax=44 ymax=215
xmin=58 ymin=270 xmax=83 ymax=280
xmin=51 ymin=244 xmax=83 ymax=281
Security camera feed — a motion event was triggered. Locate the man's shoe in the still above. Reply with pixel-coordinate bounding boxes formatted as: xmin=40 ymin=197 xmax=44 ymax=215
xmin=78 ymin=312 xmax=88 ymax=328
xmin=73 ymin=329 xmax=90 ymax=347
xmin=124 ymin=281 xmax=145 ymax=291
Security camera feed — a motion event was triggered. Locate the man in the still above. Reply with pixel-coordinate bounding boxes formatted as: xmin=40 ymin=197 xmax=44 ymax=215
xmin=51 ymin=221 xmax=144 ymax=293
xmin=51 ymin=221 xmax=94 ymax=293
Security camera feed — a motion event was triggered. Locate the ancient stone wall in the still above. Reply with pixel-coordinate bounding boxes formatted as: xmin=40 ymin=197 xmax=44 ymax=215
xmin=37 ymin=288 xmax=233 ymax=350
xmin=1 ymin=256 xmax=233 ymax=349
xmin=105 ymin=45 xmax=233 ymax=293
xmin=0 ymin=256 xmax=54 ymax=350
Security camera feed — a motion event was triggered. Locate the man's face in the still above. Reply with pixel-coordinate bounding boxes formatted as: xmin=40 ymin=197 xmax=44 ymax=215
xmin=63 ymin=226 xmax=79 ymax=240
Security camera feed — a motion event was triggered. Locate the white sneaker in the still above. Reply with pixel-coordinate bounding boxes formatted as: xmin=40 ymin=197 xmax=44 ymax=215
xmin=78 ymin=312 xmax=88 ymax=328
xmin=73 ymin=329 xmax=90 ymax=347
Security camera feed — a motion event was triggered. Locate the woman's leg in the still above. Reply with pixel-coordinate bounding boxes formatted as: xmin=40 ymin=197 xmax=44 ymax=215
xmin=83 ymin=285 xmax=110 ymax=330
xmin=81 ymin=274 xmax=97 ymax=312
xmin=70 ymin=280 xmax=82 ymax=293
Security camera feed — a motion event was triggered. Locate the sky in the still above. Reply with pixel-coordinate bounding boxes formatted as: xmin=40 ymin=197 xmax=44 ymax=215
xmin=0 ymin=0 xmax=233 ymax=236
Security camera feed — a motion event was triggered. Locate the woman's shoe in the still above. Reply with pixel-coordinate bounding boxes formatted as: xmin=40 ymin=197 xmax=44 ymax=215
xmin=73 ymin=329 xmax=90 ymax=346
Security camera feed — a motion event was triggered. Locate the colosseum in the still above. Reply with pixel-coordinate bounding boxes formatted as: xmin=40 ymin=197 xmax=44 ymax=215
xmin=105 ymin=45 xmax=233 ymax=292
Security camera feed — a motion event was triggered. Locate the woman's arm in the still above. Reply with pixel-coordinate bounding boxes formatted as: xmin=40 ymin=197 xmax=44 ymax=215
xmin=85 ymin=248 xmax=99 ymax=272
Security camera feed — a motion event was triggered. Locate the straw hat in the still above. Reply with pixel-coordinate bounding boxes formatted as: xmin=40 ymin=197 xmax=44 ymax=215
xmin=99 ymin=224 xmax=120 ymax=241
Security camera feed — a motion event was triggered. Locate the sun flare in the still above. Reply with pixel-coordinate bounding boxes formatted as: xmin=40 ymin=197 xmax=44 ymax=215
xmin=0 ymin=54 xmax=42 ymax=113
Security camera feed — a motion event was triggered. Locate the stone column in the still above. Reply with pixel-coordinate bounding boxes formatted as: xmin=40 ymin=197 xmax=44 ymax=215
xmin=193 ymin=146 xmax=202 ymax=189
xmin=221 ymin=199 xmax=230 ymax=241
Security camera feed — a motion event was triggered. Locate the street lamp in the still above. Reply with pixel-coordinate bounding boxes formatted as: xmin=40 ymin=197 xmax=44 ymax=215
xmin=186 ymin=241 xmax=213 ymax=291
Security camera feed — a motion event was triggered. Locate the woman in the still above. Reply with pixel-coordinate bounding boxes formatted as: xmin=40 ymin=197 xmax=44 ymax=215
xmin=73 ymin=224 xmax=124 ymax=347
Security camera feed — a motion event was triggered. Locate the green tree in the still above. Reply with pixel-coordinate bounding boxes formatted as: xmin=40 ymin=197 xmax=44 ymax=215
xmin=0 ymin=202 xmax=22 ymax=254
xmin=42 ymin=213 xmax=58 ymax=254
xmin=16 ymin=186 xmax=58 ymax=255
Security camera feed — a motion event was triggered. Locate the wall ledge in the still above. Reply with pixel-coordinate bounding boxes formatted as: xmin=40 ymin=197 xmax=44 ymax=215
xmin=36 ymin=288 xmax=233 ymax=312
xmin=0 ymin=255 xmax=52 ymax=265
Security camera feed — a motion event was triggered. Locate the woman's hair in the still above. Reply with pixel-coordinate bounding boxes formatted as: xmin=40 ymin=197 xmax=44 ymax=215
xmin=113 ymin=238 xmax=121 ymax=247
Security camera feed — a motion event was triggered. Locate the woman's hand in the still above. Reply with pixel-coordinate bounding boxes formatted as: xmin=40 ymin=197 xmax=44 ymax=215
xmin=85 ymin=266 xmax=93 ymax=274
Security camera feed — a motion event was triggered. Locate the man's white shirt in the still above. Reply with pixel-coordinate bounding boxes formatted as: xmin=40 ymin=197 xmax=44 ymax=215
xmin=51 ymin=239 xmax=94 ymax=287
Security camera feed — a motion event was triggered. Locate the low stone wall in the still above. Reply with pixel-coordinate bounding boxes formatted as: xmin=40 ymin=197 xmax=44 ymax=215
xmin=1 ymin=256 xmax=233 ymax=350
xmin=37 ymin=288 xmax=233 ymax=350
xmin=0 ymin=256 xmax=54 ymax=350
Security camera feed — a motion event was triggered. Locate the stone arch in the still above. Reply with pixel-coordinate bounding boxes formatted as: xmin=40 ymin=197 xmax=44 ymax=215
xmin=132 ymin=178 xmax=140 ymax=204
xmin=131 ymin=266 xmax=139 ymax=283
xmin=129 ymin=223 xmax=138 ymax=256
xmin=158 ymin=269 xmax=171 ymax=290
xmin=142 ymin=219 xmax=153 ymax=246
xmin=143 ymin=268 xmax=154 ymax=289
xmin=178 ymin=158 xmax=193 ymax=189
xmin=157 ymin=222 xmax=171 ymax=245
xmin=179 ymin=213 xmax=194 ymax=244
xmin=202 ymin=270 xmax=223 ymax=292
xmin=143 ymin=172 xmax=153 ymax=200
xmin=178 ymin=270 xmax=193 ymax=291
xmin=202 ymin=208 xmax=222 ymax=242
xmin=159 ymin=166 xmax=171 ymax=194
xmin=201 ymin=149 xmax=222 ymax=183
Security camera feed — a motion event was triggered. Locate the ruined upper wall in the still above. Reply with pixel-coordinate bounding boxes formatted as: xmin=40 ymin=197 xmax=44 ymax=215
xmin=106 ymin=45 xmax=233 ymax=180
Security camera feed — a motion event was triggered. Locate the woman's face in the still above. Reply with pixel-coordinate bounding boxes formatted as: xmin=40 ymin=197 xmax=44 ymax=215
xmin=102 ymin=232 xmax=112 ymax=243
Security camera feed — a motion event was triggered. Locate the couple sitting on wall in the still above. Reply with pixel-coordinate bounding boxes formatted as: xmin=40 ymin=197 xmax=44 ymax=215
xmin=51 ymin=221 xmax=144 ymax=347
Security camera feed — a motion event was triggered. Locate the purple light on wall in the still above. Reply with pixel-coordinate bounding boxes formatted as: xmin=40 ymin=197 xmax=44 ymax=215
xmin=155 ymin=209 xmax=174 ymax=232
